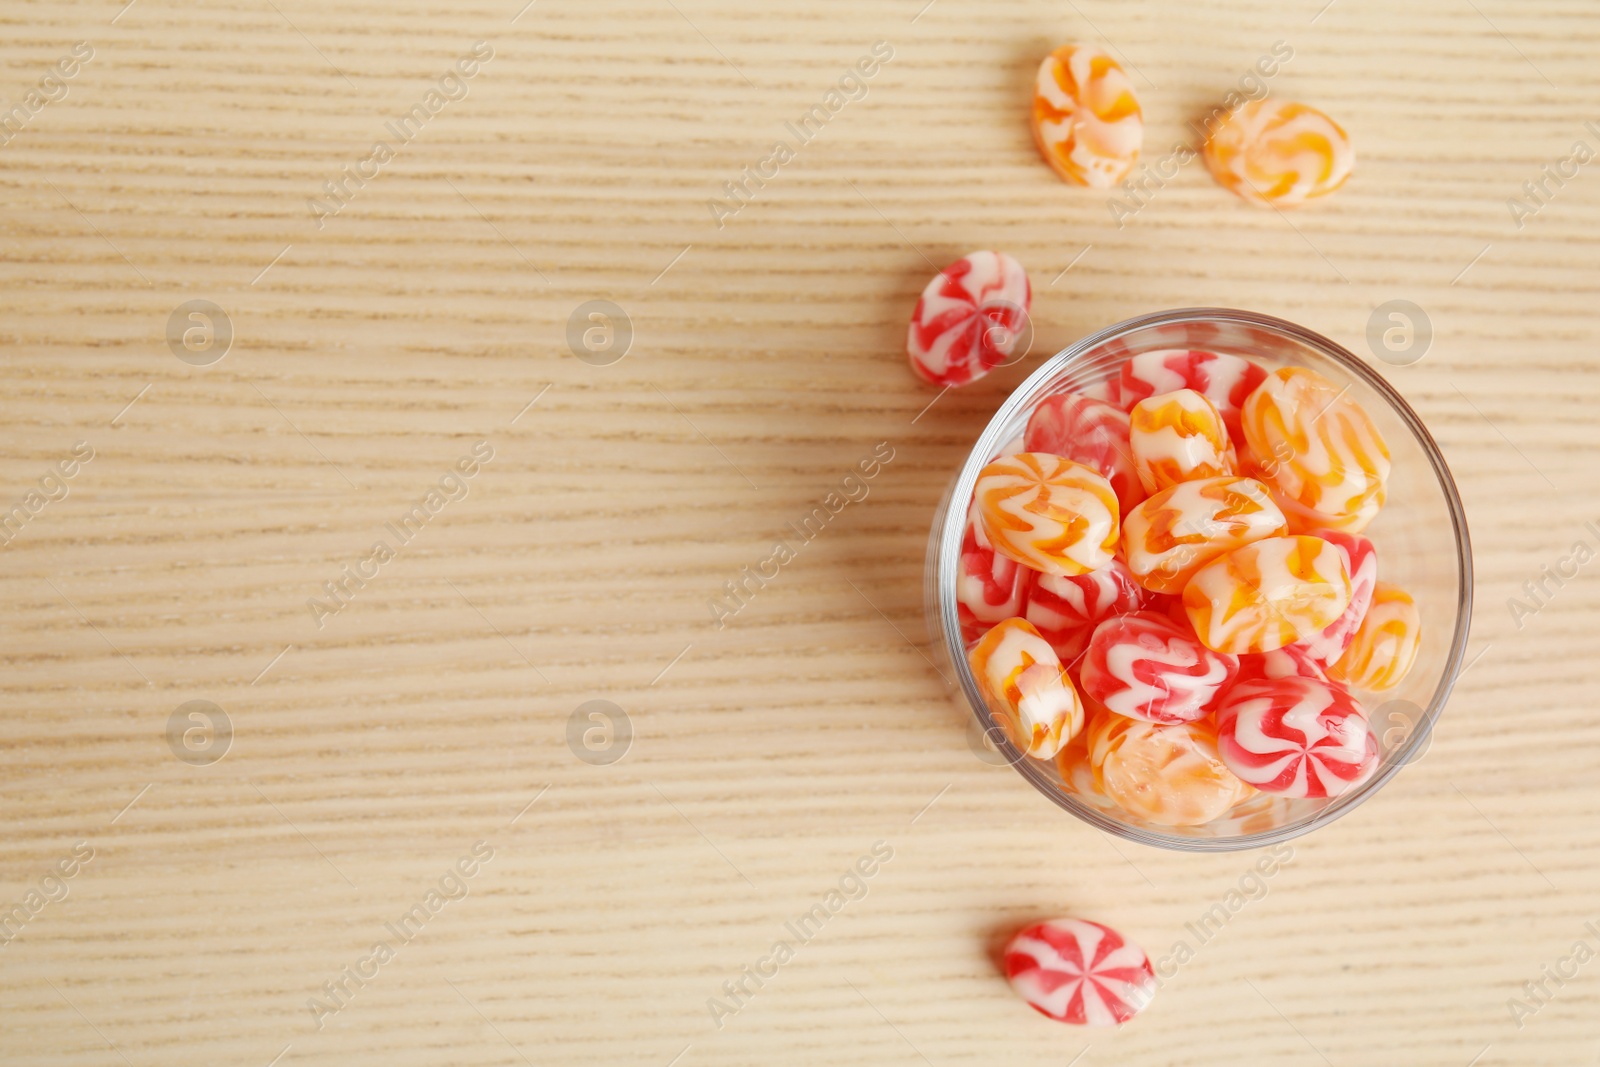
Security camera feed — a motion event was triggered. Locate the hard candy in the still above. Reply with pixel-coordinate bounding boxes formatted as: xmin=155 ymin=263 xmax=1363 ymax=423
xmin=975 ymin=453 xmax=1120 ymax=577
xmin=1202 ymin=98 xmax=1354 ymax=207
xmin=1183 ymin=535 xmax=1351 ymax=654
xmin=1025 ymin=559 xmax=1144 ymax=665
xmin=1031 ymin=44 xmax=1143 ymax=189
xmin=907 ymin=251 xmax=1032 ymax=388
xmin=1079 ymin=611 xmax=1238 ymax=725
xmin=1241 ymin=367 xmax=1390 ymax=533
xmin=1025 ymin=391 xmax=1143 ymax=515
xmin=1116 ymin=349 xmax=1267 ymax=447
xmin=957 ymin=513 xmax=1033 ymax=645
xmin=1215 ymin=676 xmax=1378 ymax=798
xmin=1290 ymin=531 xmax=1377 ymax=664
xmin=1088 ymin=711 xmax=1254 ymax=825
xmin=1328 ymin=582 xmax=1421 ymax=692
xmin=1232 ymin=643 xmax=1333 ymax=687
xmin=1128 ymin=388 xmax=1239 ymax=494
xmin=1121 ymin=475 xmax=1287 ymax=594
xmin=968 ymin=618 xmax=1084 ymax=759
xmin=1002 ymin=918 xmax=1157 ymax=1026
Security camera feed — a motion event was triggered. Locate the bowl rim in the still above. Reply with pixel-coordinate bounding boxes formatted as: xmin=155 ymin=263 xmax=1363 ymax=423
xmin=936 ymin=306 xmax=1474 ymax=852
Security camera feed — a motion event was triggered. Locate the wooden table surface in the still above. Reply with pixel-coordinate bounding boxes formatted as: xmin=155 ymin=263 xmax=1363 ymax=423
xmin=3 ymin=0 xmax=1598 ymax=1063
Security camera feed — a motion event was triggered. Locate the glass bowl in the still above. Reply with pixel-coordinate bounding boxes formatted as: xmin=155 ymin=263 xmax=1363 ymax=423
xmin=924 ymin=308 xmax=1472 ymax=852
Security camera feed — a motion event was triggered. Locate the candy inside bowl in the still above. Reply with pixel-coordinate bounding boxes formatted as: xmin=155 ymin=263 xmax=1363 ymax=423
xmin=924 ymin=308 xmax=1472 ymax=852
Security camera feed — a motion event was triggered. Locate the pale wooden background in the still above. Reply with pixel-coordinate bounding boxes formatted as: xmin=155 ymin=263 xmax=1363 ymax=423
xmin=2 ymin=0 xmax=1598 ymax=1064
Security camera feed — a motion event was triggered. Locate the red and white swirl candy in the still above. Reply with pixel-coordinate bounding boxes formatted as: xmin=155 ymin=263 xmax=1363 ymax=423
xmin=906 ymin=251 xmax=1032 ymax=388
xmin=957 ymin=514 xmax=1033 ymax=645
xmin=1290 ymin=530 xmax=1377 ymax=665
xmin=1078 ymin=611 xmax=1238 ymax=725
xmin=1215 ymin=676 xmax=1378 ymax=798
xmin=1232 ymin=643 xmax=1333 ymax=687
xmin=1003 ymin=918 xmax=1156 ymax=1026
xmin=1116 ymin=349 xmax=1267 ymax=447
xmin=1024 ymin=391 xmax=1144 ymax=515
xmin=1025 ymin=560 xmax=1144 ymax=664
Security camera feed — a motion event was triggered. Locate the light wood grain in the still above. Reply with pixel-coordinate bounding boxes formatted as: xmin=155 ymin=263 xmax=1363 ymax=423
xmin=2 ymin=0 xmax=1599 ymax=1063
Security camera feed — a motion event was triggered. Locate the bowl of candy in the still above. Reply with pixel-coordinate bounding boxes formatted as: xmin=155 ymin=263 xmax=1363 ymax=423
xmin=925 ymin=307 xmax=1472 ymax=851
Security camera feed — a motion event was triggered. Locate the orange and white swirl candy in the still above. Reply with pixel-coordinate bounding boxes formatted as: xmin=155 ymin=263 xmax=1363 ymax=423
xmin=1121 ymin=476 xmax=1286 ymax=595
xmin=1128 ymin=389 xmax=1239 ymax=495
xmin=975 ymin=453 xmax=1120 ymax=577
xmin=1202 ymin=99 xmax=1353 ymax=207
xmin=1031 ymin=44 xmax=1142 ymax=189
xmin=1241 ymin=367 xmax=1391 ymax=534
xmin=1328 ymin=582 xmax=1421 ymax=692
xmin=969 ymin=618 xmax=1084 ymax=759
xmin=1086 ymin=710 xmax=1254 ymax=826
xmin=1182 ymin=535 xmax=1351 ymax=655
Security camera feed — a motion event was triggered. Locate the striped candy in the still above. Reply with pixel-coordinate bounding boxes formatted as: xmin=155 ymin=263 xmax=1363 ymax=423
xmin=1088 ymin=710 xmax=1254 ymax=825
xmin=1003 ymin=918 xmax=1156 ymax=1026
xmin=968 ymin=618 xmax=1084 ymax=759
xmin=1128 ymin=388 xmax=1239 ymax=495
xmin=1215 ymin=677 xmax=1378 ymax=798
xmin=1241 ymin=366 xmax=1391 ymax=534
xmin=906 ymin=251 xmax=1032 ymax=387
xmin=1075 ymin=375 xmax=1121 ymax=406
xmin=1121 ymin=476 xmax=1287 ymax=594
xmin=1329 ymin=582 xmax=1421 ymax=692
xmin=1079 ymin=611 xmax=1237 ymax=725
xmin=1025 ymin=559 xmax=1144 ymax=665
xmin=1182 ymin=535 xmax=1351 ymax=654
xmin=1290 ymin=531 xmax=1377 ymax=665
xmin=1116 ymin=349 xmax=1266 ymax=447
xmin=975 ymin=453 xmax=1120 ymax=577
xmin=1202 ymin=99 xmax=1354 ymax=207
xmin=1031 ymin=44 xmax=1143 ymax=189
xmin=957 ymin=513 xmax=1034 ymax=645
xmin=1232 ymin=643 xmax=1334 ymax=688
xmin=1024 ymin=391 xmax=1144 ymax=515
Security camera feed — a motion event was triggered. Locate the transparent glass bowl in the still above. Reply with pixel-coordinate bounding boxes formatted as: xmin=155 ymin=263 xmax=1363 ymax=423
xmin=924 ymin=308 xmax=1472 ymax=852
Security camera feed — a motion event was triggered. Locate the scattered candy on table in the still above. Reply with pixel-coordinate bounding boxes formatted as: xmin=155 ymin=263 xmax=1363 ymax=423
xmin=1328 ymin=581 xmax=1422 ymax=692
xmin=1128 ymin=388 xmax=1239 ymax=494
xmin=975 ymin=452 xmax=1121 ymax=577
xmin=1079 ymin=611 xmax=1238 ymax=725
xmin=1201 ymin=98 xmax=1354 ymax=207
xmin=1002 ymin=918 xmax=1157 ymax=1025
xmin=968 ymin=617 xmax=1084 ymax=759
xmin=1214 ymin=676 xmax=1379 ymax=798
xmin=1121 ymin=475 xmax=1287 ymax=594
xmin=1182 ymin=535 xmax=1352 ymax=654
xmin=1241 ymin=366 xmax=1391 ymax=533
xmin=1088 ymin=709 xmax=1254 ymax=825
xmin=1025 ymin=391 xmax=1144 ymax=514
xmin=1025 ymin=558 xmax=1144 ymax=664
xmin=906 ymin=251 xmax=1032 ymax=388
xmin=1031 ymin=44 xmax=1143 ymax=189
